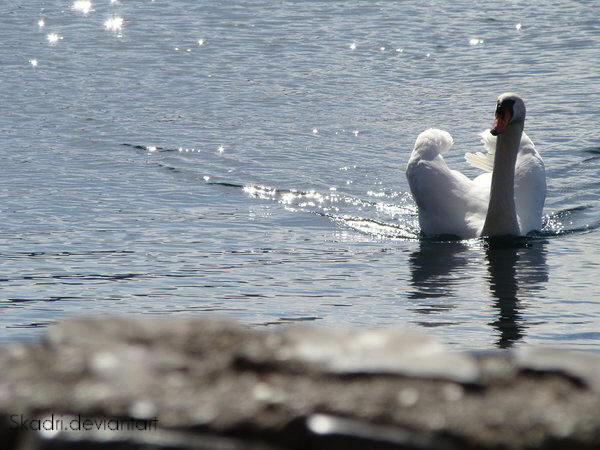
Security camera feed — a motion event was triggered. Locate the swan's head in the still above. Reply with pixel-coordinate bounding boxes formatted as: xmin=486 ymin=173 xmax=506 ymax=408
xmin=490 ymin=93 xmax=525 ymax=136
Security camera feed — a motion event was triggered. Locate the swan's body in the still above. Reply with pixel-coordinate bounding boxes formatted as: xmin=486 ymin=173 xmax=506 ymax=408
xmin=406 ymin=94 xmax=546 ymax=238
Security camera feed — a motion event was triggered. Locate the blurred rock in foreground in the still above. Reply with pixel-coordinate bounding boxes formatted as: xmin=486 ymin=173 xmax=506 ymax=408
xmin=0 ymin=317 xmax=599 ymax=449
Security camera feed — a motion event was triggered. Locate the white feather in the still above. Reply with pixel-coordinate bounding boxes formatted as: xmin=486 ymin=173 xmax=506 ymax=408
xmin=465 ymin=130 xmax=496 ymax=172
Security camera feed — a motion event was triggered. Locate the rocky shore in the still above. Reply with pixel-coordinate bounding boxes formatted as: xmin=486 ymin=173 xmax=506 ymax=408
xmin=0 ymin=316 xmax=599 ymax=449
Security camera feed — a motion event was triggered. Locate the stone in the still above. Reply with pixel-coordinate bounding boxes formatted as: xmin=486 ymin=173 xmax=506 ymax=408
xmin=515 ymin=347 xmax=600 ymax=392
xmin=0 ymin=316 xmax=599 ymax=449
xmin=237 ymin=326 xmax=481 ymax=384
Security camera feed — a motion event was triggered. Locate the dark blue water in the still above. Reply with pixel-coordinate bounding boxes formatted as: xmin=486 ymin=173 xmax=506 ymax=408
xmin=2 ymin=0 xmax=599 ymax=350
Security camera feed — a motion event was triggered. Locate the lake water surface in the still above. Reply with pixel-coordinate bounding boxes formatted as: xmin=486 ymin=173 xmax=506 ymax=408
xmin=2 ymin=0 xmax=600 ymax=350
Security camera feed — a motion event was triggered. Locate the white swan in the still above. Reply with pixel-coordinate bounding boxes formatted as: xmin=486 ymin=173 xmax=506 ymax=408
xmin=406 ymin=93 xmax=546 ymax=238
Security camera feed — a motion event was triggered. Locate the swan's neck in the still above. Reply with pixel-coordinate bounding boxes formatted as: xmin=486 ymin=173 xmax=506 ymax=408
xmin=481 ymin=121 xmax=523 ymax=237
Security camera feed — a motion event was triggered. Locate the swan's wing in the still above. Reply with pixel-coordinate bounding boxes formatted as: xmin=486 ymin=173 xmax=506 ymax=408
xmin=465 ymin=130 xmax=495 ymax=173
xmin=515 ymin=133 xmax=546 ymax=233
xmin=472 ymin=172 xmax=491 ymax=201
xmin=469 ymin=172 xmax=492 ymax=234
xmin=406 ymin=129 xmax=481 ymax=237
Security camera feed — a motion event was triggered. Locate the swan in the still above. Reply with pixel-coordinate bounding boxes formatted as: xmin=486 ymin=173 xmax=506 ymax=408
xmin=406 ymin=93 xmax=546 ymax=238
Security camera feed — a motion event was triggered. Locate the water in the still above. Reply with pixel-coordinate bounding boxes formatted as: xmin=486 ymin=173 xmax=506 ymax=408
xmin=2 ymin=1 xmax=599 ymax=350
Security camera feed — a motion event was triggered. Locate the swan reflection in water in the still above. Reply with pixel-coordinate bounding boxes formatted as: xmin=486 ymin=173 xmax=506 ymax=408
xmin=409 ymin=238 xmax=548 ymax=348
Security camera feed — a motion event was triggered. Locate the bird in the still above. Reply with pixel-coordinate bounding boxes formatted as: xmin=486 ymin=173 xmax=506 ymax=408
xmin=405 ymin=93 xmax=546 ymax=238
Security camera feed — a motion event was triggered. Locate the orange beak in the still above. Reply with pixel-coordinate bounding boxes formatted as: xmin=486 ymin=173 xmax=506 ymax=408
xmin=490 ymin=107 xmax=511 ymax=136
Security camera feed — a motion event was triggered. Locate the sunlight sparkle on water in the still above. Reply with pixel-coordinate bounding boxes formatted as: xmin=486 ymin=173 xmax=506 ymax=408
xmin=243 ymin=185 xmax=277 ymax=200
xmin=38 ymin=19 xmax=45 ymax=27
xmin=104 ymin=16 xmax=123 ymax=32
xmin=349 ymin=43 xmax=357 ymax=50
xmin=198 ymin=39 xmax=205 ymax=46
xmin=72 ymin=1 xmax=93 ymax=14
xmin=515 ymin=23 xmax=522 ymax=30
xmin=47 ymin=33 xmax=62 ymax=44
xmin=29 ymin=59 xmax=38 ymax=67
xmin=469 ymin=38 xmax=484 ymax=45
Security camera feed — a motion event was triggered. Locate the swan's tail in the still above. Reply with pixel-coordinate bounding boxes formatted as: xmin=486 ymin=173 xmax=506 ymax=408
xmin=465 ymin=129 xmax=495 ymax=173
xmin=411 ymin=129 xmax=454 ymax=160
